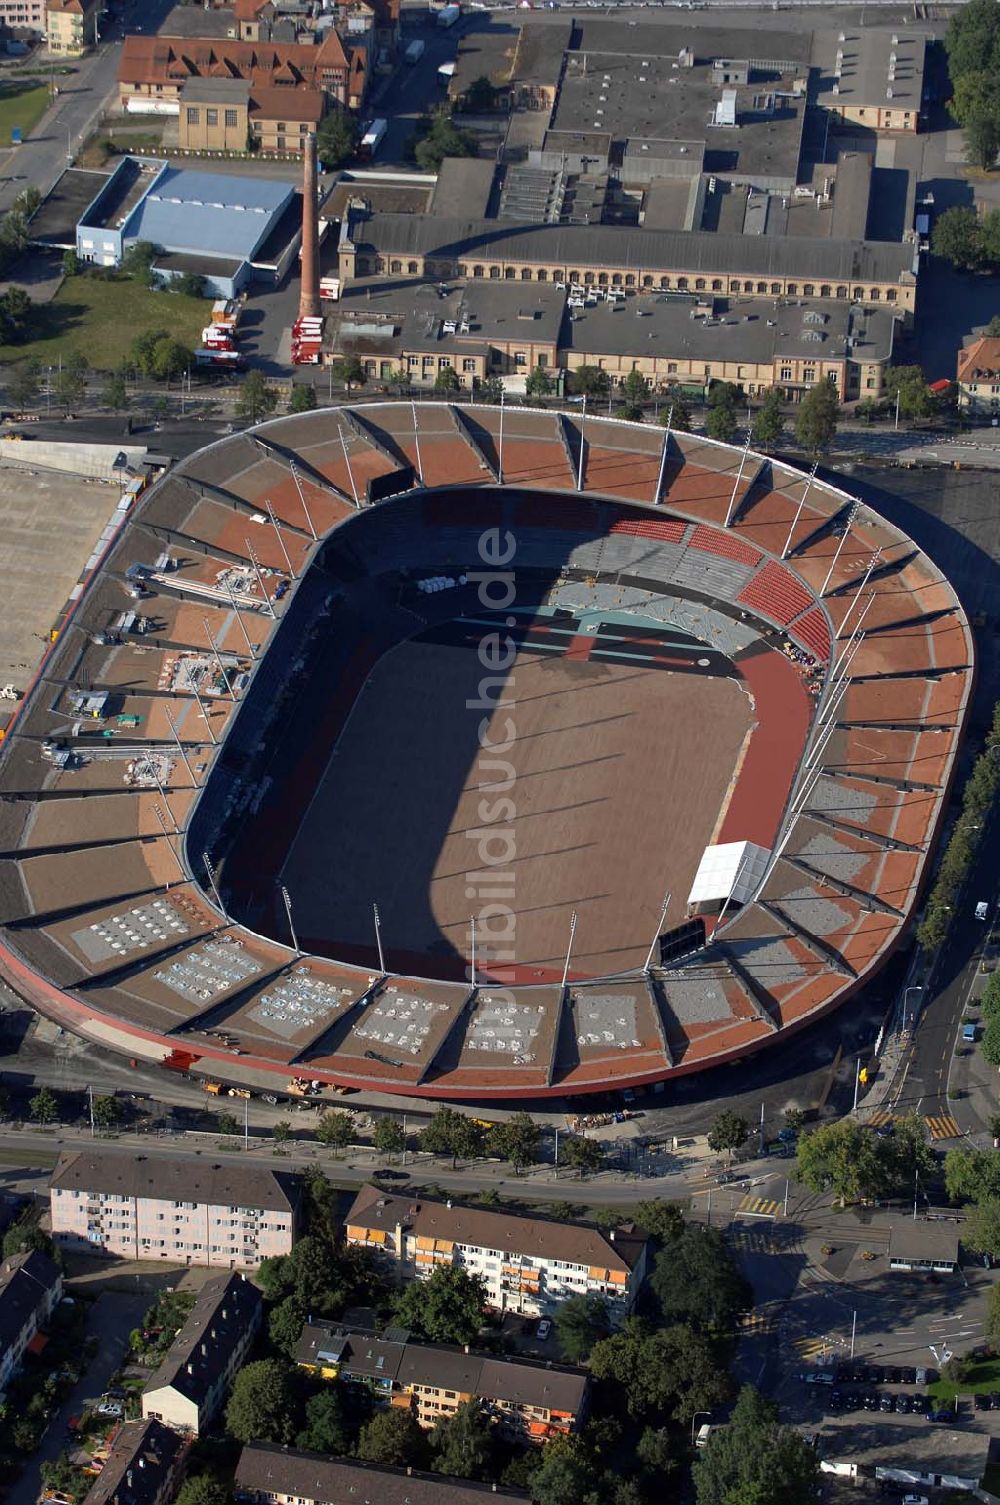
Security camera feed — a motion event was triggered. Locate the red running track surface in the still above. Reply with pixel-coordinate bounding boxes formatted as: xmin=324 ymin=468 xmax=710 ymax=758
xmin=718 ymin=646 xmax=813 ymax=848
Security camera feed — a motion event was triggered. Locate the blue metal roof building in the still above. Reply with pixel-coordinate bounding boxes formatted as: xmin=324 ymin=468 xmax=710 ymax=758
xmin=76 ymin=159 xmax=297 ymax=300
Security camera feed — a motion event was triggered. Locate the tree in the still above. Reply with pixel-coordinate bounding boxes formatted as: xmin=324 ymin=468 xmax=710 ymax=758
xmin=488 ymin=1112 xmax=540 ymax=1172
xmin=421 ymin=1107 xmax=485 ymax=1167
xmin=13 ymin=185 xmax=40 ymax=220
xmin=297 ymin=1385 xmax=350 ymax=1454
xmin=650 ymin=1224 xmax=751 ymax=1332
xmin=694 ymin=1385 xmax=820 ymax=1505
xmin=946 ymin=0 xmax=1000 ymax=80
xmin=633 ymin=1199 xmax=685 ymax=1245
xmin=430 ymin=1398 xmax=493 ymax=1480
xmin=273 ymin=1119 xmax=292 ymax=1144
xmin=373 ymin=1116 xmax=405 ymax=1160
xmin=434 ymin=365 xmax=461 ymax=393
xmin=413 ymin=108 xmax=478 ymax=172
xmin=884 ymin=364 xmax=938 ymax=422
xmin=707 ymin=1110 xmax=749 ymax=1159
xmin=7 ymin=359 xmax=41 ymax=407
xmin=392 ymin=1262 xmax=487 ymax=1344
xmin=622 ymin=369 xmax=651 ymax=408
xmin=317 ymin=110 xmax=359 ymax=169
xmin=558 ymin=1134 xmax=604 ymax=1179
xmin=965 ymin=1197 xmax=1000 ymax=1258
xmin=794 ymin=380 xmax=839 ymax=455
xmin=884 ymin=1111 xmax=935 ymax=1194
xmin=0 ymin=286 xmax=34 ymax=343
xmin=528 ymin=1436 xmax=592 ymax=1505
xmin=29 ymin=1086 xmax=58 ymax=1124
xmin=987 ymin=1279 xmax=1000 ymax=1345
xmin=525 ymin=364 xmax=555 ymax=400
xmin=932 ymin=206 xmax=985 ymax=270
xmin=259 ymin=1232 xmax=362 ymax=1314
xmin=103 ymin=372 xmax=129 ymax=411
xmin=589 ymin=1317 xmax=730 ymax=1423
xmin=475 ymin=374 xmax=504 ymax=403
xmin=236 ymin=369 xmax=279 ymax=425
xmin=268 ymin=1293 xmax=308 ymax=1358
xmin=225 ymin=1359 xmax=300 ymax=1444
xmin=795 ymin=1120 xmax=887 ymax=1205
xmin=288 ymin=383 xmax=317 ymax=413
xmin=464 ymin=76 xmax=497 ymax=114
xmin=965 ymin=114 xmax=1000 ymax=171
xmin=91 ymin=1094 xmax=122 ymax=1130
xmin=174 ymin=1476 xmax=230 ymax=1505
xmin=171 ymin=272 xmax=205 ymax=299
xmin=2 ymin=1206 xmax=56 ymax=1261
xmin=356 ymin=1405 xmax=426 ymax=1467
xmin=945 ymin=1148 xmax=1000 ymax=1204
xmin=316 ymin=1110 xmax=355 ymax=1154
xmin=121 ymin=240 xmax=160 ymax=287
xmin=330 ymin=354 xmax=365 ymax=391
xmin=753 ymin=387 xmax=785 ymax=448
xmin=553 ymin=1293 xmax=608 ymax=1363
xmin=62 ymin=249 xmax=79 ymax=278
xmin=53 ymin=364 xmax=86 ymax=408
xmin=127 ymin=330 xmax=192 ymax=384
xmin=783 ymin=1107 xmax=807 ymax=1133
xmin=0 ymin=1083 xmax=8 ymax=1120
xmin=661 ymin=392 xmax=692 ymax=431
xmin=705 ymin=395 xmax=736 ymax=443
xmin=569 ymin=364 xmax=610 ymax=398
xmin=636 ymin=1425 xmax=676 ymax=1479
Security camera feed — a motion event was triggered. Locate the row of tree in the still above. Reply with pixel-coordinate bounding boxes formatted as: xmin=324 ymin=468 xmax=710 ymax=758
xmin=917 ymin=697 xmax=1000 ymax=950
xmin=944 ymin=0 xmax=1000 ymax=173
xmin=932 ymin=206 xmax=1000 ymax=274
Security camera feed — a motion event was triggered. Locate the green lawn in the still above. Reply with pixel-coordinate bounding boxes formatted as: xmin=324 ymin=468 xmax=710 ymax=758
xmin=0 ymin=79 xmax=52 ymax=144
xmin=0 ymin=275 xmax=209 ymax=371
xmin=929 ymin=1354 xmax=1000 ymax=1402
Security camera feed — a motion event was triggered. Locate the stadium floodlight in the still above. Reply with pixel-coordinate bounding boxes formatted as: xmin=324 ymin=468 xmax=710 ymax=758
xmin=820 ymin=501 xmax=861 ymax=596
xmin=202 ymin=850 xmax=226 ymax=915
xmin=150 ymin=765 xmax=180 ymax=834
xmin=781 ymin=462 xmax=818 ymax=560
xmin=576 ymin=396 xmax=587 ymax=491
xmin=723 ymin=427 xmax=753 ymax=529
xmin=643 ymin=891 xmax=672 ymax=974
xmin=151 ymin=804 xmax=186 ymax=882
xmin=164 ymin=706 xmax=197 ymax=786
xmin=338 ymin=424 xmax=359 ymax=506
xmin=289 ymin=462 xmax=318 ymax=540
xmin=410 ymin=402 xmax=424 ymax=485
xmin=373 ymin=901 xmax=387 ymax=976
xmin=265 ymin=499 xmax=295 ymax=576
xmin=225 ymin=583 xmax=257 ymax=658
xmin=191 ymin=681 xmax=218 ymax=746
xmin=561 ymin=910 xmax=578 ymax=990
xmin=497 ymin=389 xmax=505 ymax=486
xmin=280 ymin=885 xmax=300 ymax=955
xmin=244 ymin=537 xmax=276 ymax=619
xmin=838 ymin=551 xmax=883 ymax=636
xmin=654 ymin=415 xmax=672 ymax=506
xmin=470 ymin=914 xmax=477 ymax=989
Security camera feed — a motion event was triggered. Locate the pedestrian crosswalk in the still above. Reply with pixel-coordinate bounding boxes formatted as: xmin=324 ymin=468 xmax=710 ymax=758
xmin=925 ymin=1114 xmax=961 ymax=1140
xmin=739 ymin=1309 xmax=775 ymax=1336
xmin=793 ymin=1334 xmax=834 ymax=1362
xmin=729 ymin=1227 xmax=782 ymax=1254
xmin=867 ymin=1108 xmax=895 ymax=1128
xmin=737 ymin=1194 xmax=783 ymax=1217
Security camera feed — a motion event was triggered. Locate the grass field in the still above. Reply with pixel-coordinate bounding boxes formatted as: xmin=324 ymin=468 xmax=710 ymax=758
xmin=929 ymin=1354 xmax=1000 ymax=1402
xmin=0 ymin=79 xmax=52 ymax=144
xmin=0 ymin=274 xmax=209 ymax=370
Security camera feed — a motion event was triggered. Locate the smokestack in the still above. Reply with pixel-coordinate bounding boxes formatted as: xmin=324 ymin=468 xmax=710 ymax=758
xmin=299 ymin=131 xmax=321 ymax=321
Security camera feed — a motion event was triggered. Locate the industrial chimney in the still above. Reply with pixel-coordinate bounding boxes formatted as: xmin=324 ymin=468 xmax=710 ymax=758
xmin=299 ymin=130 xmax=321 ymax=321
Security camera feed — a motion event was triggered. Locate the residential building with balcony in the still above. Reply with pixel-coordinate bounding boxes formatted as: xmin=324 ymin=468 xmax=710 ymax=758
xmin=296 ymin=1321 xmax=590 ymax=1441
xmin=142 ymin=1272 xmax=262 ymax=1435
xmin=343 ymin=1186 xmax=649 ymax=1319
xmin=46 ymin=0 xmax=98 ymax=54
xmin=49 ymin=1151 xmax=301 ymax=1268
xmin=0 ymin=0 xmax=45 ymax=36
xmin=956 ymin=336 xmax=1000 ymax=417
xmin=0 ymin=1248 xmax=63 ymax=1397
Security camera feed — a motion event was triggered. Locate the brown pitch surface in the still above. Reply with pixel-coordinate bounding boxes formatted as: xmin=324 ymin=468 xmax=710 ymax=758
xmin=279 ymin=636 xmax=753 ymax=980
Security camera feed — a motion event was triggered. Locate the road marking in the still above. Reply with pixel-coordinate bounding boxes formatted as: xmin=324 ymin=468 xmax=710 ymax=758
xmin=925 ymin=1114 xmax=961 ymax=1140
xmin=737 ymin=1195 xmax=784 ymax=1217
xmin=868 ymin=1108 xmax=895 ymax=1128
xmin=739 ymin=1309 xmax=775 ymax=1335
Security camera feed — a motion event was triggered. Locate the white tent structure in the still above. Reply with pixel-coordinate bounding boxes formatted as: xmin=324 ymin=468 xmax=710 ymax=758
xmin=688 ymin=840 xmax=772 ymax=909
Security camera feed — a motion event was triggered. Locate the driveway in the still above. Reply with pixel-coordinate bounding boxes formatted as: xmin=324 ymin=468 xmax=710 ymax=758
xmin=6 ymin=1291 xmax=147 ymax=1505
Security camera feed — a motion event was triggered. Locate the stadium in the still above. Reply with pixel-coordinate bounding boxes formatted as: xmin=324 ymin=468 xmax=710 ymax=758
xmin=0 ymin=404 xmax=973 ymax=1100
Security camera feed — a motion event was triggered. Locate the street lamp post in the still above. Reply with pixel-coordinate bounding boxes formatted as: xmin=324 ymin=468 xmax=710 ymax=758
xmin=903 ymin=986 xmax=923 ymax=1033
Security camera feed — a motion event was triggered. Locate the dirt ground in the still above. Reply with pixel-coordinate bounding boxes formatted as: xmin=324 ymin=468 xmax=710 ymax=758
xmin=280 ymin=637 xmax=753 ymax=980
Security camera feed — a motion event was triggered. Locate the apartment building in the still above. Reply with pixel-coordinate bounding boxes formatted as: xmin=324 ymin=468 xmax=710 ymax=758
xmin=83 ymin=1420 xmax=186 ymax=1505
xmin=50 ymin=1151 xmax=301 ymax=1268
xmin=176 ymin=75 xmax=326 ymax=153
xmin=142 ymin=1272 xmax=262 ymax=1435
xmin=0 ymin=0 xmax=44 ymax=35
xmin=118 ymin=33 xmax=351 ymax=115
xmin=0 ymin=1248 xmax=63 ymax=1397
xmin=338 ymin=211 xmax=918 ymax=316
xmin=344 ymin=1187 xmax=649 ymax=1319
xmin=297 ymin=1321 xmax=589 ymax=1441
xmin=956 ymin=336 xmax=1000 ymax=417
xmin=236 ymin=1446 xmax=530 ymax=1505
xmin=45 ymin=0 xmax=98 ymax=54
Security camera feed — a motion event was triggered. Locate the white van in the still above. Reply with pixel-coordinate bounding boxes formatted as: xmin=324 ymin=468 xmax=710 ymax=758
xmin=695 ymin=1423 xmax=713 ymax=1448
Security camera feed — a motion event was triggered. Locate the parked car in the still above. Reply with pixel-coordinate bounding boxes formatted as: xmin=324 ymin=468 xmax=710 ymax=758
xmin=899 ymin=1367 xmax=916 ymax=1385
xmin=928 ymin=1409 xmax=953 ymax=1422
xmin=910 ymin=1393 xmax=929 ymax=1413
xmin=894 ymin=1394 xmax=911 ymax=1413
xmin=863 ymin=1392 xmax=879 ymax=1411
xmin=536 ymin=1319 xmax=552 ymax=1341
xmin=976 ymin=1393 xmax=992 ymax=1412
xmin=901 ymin=1496 xmax=929 ymax=1505
xmin=879 ymin=1393 xmax=894 ymax=1413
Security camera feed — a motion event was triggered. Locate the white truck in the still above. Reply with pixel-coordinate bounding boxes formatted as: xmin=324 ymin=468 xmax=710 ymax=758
xmin=437 ymin=4 xmax=460 ymax=27
xmin=404 ymin=38 xmax=425 ymax=63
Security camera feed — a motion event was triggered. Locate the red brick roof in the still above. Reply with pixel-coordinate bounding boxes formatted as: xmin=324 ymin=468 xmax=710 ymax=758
xmin=250 ymin=85 xmax=325 ymax=124
xmin=119 ymin=31 xmax=348 ymax=90
xmin=957 ymin=336 xmax=1000 ymax=383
